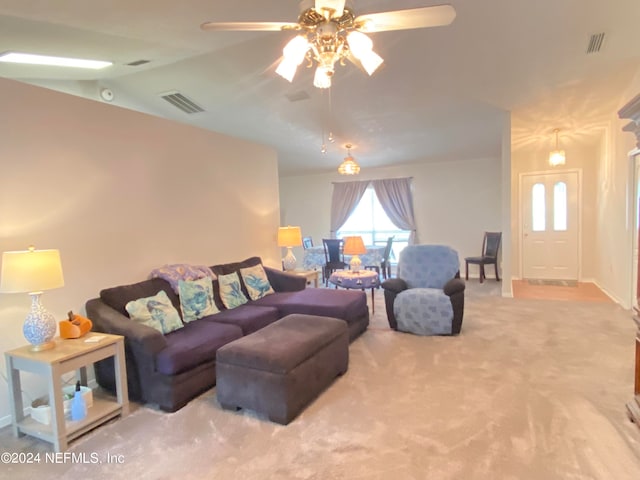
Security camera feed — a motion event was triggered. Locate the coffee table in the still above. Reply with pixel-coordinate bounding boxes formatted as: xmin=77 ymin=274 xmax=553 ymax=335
xmin=329 ymin=269 xmax=379 ymax=313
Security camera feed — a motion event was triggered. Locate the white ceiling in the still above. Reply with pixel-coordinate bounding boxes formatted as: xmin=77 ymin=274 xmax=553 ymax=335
xmin=1 ymin=0 xmax=639 ymax=175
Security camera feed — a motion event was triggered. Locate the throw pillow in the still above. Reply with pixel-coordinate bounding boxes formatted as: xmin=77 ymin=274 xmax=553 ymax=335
xmin=125 ymin=290 xmax=183 ymax=334
xmin=178 ymin=277 xmax=219 ymax=322
xmin=239 ymin=264 xmax=275 ymax=300
xmin=218 ymin=272 xmax=249 ymax=309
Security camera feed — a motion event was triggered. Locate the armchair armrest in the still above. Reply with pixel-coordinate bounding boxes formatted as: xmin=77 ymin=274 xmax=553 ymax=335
xmin=443 ymin=278 xmax=466 ymax=297
xmin=381 ymin=277 xmax=408 ymax=294
xmin=85 ymin=298 xmax=167 ymax=354
xmin=264 ymin=266 xmax=306 ymax=292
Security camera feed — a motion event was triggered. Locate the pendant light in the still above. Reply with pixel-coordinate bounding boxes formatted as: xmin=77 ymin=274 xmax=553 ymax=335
xmin=338 ymin=144 xmax=360 ymax=175
xmin=549 ymin=129 xmax=566 ymax=166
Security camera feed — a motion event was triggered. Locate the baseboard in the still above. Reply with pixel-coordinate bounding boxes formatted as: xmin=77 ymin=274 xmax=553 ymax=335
xmin=592 ymin=280 xmax=626 ymax=307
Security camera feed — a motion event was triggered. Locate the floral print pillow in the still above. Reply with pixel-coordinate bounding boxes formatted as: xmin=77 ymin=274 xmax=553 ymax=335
xmin=125 ymin=290 xmax=183 ymax=334
xmin=239 ymin=264 xmax=274 ymax=300
xmin=218 ymin=272 xmax=249 ymax=309
xmin=178 ymin=277 xmax=219 ymax=323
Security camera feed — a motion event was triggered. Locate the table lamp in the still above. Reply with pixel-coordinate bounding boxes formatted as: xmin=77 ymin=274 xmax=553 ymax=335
xmin=343 ymin=236 xmax=367 ymax=272
xmin=0 ymin=246 xmax=65 ymax=351
xmin=278 ymin=226 xmax=302 ymax=271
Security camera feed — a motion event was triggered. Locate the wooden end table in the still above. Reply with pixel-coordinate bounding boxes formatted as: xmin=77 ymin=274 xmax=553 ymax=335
xmin=5 ymin=332 xmax=129 ymax=452
xmin=329 ymin=269 xmax=379 ymax=313
xmin=293 ymin=269 xmax=320 ymax=288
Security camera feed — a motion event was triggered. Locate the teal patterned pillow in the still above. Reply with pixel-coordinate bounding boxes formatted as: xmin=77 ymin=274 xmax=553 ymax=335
xmin=218 ymin=272 xmax=249 ymax=309
xmin=125 ymin=290 xmax=183 ymax=334
xmin=240 ymin=264 xmax=274 ymax=300
xmin=178 ymin=277 xmax=219 ymax=322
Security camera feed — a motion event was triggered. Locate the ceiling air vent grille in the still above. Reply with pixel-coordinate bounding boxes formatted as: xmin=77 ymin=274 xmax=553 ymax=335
xmin=586 ymin=32 xmax=605 ymax=54
xmin=127 ymin=59 xmax=150 ymax=66
xmin=159 ymin=91 xmax=205 ymax=114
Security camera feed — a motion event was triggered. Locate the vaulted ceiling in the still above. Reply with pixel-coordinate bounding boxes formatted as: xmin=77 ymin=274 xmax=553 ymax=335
xmin=1 ymin=0 xmax=639 ymax=175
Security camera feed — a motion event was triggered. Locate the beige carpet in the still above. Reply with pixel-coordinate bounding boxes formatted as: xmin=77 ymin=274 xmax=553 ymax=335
xmin=2 ymin=282 xmax=640 ymax=480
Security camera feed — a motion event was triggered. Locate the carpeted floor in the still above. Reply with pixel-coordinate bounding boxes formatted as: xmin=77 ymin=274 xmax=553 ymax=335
xmin=2 ymin=282 xmax=640 ymax=480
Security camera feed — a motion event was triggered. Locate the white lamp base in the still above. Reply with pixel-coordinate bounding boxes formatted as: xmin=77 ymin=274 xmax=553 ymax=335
xmin=350 ymin=255 xmax=362 ymax=273
xmin=283 ymin=247 xmax=297 ymax=271
xmin=24 ymin=292 xmax=57 ymax=352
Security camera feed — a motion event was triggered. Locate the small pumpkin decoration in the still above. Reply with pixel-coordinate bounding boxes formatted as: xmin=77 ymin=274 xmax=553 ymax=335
xmin=59 ymin=311 xmax=92 ymax=339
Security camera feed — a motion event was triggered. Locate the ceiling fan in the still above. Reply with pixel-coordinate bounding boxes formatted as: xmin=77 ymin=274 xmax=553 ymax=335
xmin=201 ymin=1 xmax=456 ymax=89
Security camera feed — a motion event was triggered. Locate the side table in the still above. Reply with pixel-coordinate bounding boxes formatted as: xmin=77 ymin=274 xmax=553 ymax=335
xmin=5 ymin=332 xmax=129 ymax=452
xmin=292 ymin=269 xmax=320 ymax=288
xmin=329 ymin=269 xmax=379 ymax=313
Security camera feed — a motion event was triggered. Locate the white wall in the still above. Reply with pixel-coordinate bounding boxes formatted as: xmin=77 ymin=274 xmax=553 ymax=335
xmin=0 ymin=78 xmax=281 ymax=423
xmin=279 ymin=156 xmax=503 ymax=276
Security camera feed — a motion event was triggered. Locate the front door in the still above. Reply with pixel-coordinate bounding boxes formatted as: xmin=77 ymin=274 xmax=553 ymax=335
xmin=521 ymin=171 xmax=580 ymax=280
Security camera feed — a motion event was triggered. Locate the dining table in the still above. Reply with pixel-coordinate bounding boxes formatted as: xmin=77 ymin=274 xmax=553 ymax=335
xmin=302 ymin=245 xmax=385 ymax=271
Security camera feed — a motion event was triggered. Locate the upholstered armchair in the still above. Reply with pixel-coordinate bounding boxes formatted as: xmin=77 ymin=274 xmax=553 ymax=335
xmin=381 ymin=245 xmax=465 ymax=336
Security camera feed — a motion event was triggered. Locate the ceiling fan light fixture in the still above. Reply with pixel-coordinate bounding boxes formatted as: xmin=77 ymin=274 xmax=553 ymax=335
xmin=282 ymin=35 xmax=311 ymax=63
xmin=359 ymin=50 xmax=384 ymax=76
xmin=346 ymin=31 xmax=383 ymax=75
xmin=276 ymin=59 xmax=298 ymax=82
xmin=315 ymin=0 xmax=345 ymax=18
xmin=313 ymin=65 xmax=333 ymax=89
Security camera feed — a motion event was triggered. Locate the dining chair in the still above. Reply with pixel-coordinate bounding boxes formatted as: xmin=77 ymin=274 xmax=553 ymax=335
xmin=365 ymin=236 xmax=395 ymax=279
xmin=464 ymin=232 xmax=502 ymax=283
xmin=322 ymin=238 xmax=347 ymax=285
xmin=302 ymin=236 xmax=314 ymax=249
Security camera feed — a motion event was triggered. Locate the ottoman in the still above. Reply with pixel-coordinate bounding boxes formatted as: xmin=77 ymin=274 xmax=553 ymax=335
xmin=216 ymin=313 xmax=349 ymax=424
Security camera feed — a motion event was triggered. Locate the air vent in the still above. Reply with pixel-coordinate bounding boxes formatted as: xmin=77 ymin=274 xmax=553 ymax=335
xmin=586 ymin=32 xmax=605 ymax=54
xmin=127 ymin=59 xmax=150 ymax=66
xmin=159 ymin=91 xmax=205 ymax=114
xmin=285 ymin=90 xmax=310 ymax=102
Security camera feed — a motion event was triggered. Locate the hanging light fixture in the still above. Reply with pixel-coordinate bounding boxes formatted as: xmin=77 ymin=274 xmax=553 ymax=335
xmin=275 ymin=5 xmax=384 ymax=89
xmin=549 ymin=129 xmax=566 ymax=166
xmin=338 ymin=144 xmax=360 ymax=175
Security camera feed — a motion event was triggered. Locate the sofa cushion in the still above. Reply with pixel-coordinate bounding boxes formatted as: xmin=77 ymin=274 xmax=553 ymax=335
xmin=200 ymin=305 xmax=280 ymax=336
xmin=218 ymin=272 xmax=249 ymax=309
xmin=211 ymin=257 xmax=262 ymax=299
xmin=251 ymin=289 xmax=368 ymax=322
xmin=125 ymin=290 xmax=184 ymax=334
xmin=239 ymin=264 xmax=274 ymax=300
xmin=101 ymin=278 xmax=180 ymax=317
xmin=155 ymin=320 xmax=243 ymax=376
xmin=178 ymin=277 xmax=219 ymax=322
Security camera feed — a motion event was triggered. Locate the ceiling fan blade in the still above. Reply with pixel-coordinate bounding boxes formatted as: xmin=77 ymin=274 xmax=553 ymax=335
xmin=200 ymin=21 xmax=300 ymax=32
xmin=315 ymin=0 xmax=346 ymax=18
xmin=354 ymin=4 xmax=456 ymax=33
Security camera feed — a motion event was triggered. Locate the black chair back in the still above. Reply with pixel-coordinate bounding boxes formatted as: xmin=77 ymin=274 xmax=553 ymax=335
xmin=484 ymin=232 xmax=502 ymax=259
xmin=323 ymin=238 xmax=344 ymax=264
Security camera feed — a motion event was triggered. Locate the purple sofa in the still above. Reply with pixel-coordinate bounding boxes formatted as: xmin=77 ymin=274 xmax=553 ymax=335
xmin=85 ymin=257 xmax=369 ymax=412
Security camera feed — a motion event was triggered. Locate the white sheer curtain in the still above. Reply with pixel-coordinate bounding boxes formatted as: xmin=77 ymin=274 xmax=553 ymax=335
xmin=330 ymin=180 xmax=370 ymax=236
xmin=372 ymin=177 xmax=419 ymax=244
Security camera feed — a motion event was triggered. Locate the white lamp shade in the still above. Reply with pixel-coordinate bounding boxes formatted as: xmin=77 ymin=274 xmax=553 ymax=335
xmin=278 ymin=226 xmax=303 ymax=247
xmin=313 ymin=66 xmax=333 ymax=89
xmin=0 ymin=248 xmax=64 ymax=293
xmin=282 ymin=35 xmax=310 ymax=65
xmin=359 ymin=50 xmax=384 ymax=76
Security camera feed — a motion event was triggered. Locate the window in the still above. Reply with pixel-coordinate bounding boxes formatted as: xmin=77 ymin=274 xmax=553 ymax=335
xmin=532 ymin=183 xmax=546 ymax=231
xmin=553 ymin=181 xmax=567 ymax=231
xmin=337 ymin=187 xmax=410 ymax=262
